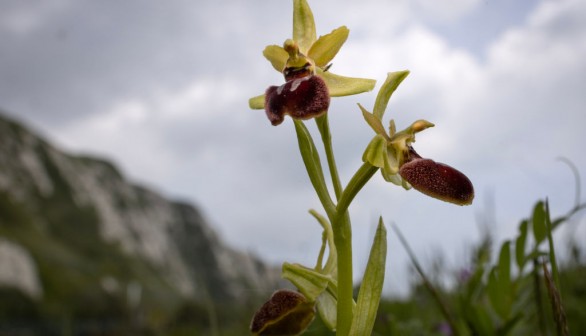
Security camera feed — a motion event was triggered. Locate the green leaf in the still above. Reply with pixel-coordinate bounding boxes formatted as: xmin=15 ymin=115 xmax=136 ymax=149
xmin=525 ymin=249 xmax=548 ymax=261
xmin=263 ymin=45 xmax=288 ymax=72
xmin=487 ymin=268 xmax=504 ymax=318
xmin=359 ymin=104 xmax=388 ymax=137
xmin=319 ymin=70 xmax=376 ymax=97
xmin=463 ymin=303 xmax=495 ymax=336
xmin=282 ymin=262 xmax=331 ymax=302
xmin=349 ymin=218 xmax=387 ymax=336
xmin=515 ymin=220 xmax=528 ymax=271
xmin=249 ymin=94 xmax=265 ymax=110
xmin=293 ymin=0 xmax=316 ymax=53
xmin=308 ymin=26 xmax=349 ymax=67
xmin=498 ymin=241 xmax=512 ymax=293
xmin=498 ymin=312 xmax=524 ymax=335
xmin=532 ymin=200 xmax=546 ymax=244
xmin=488 ymin=241 xmax=512 ymax=320
xmin=373 ymin=71 xmax=410 ymax=120
xmin=293 ymin=120 xmax=336 ymax=218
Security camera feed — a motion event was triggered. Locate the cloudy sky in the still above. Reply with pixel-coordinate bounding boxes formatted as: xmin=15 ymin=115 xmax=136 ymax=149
xmin=1 ymin=0 xmax=585 ymax=295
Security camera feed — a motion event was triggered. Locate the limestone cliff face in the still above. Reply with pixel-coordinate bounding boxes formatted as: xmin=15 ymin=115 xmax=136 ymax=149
xmin=0 ymin=113 xmax=280 ymax=306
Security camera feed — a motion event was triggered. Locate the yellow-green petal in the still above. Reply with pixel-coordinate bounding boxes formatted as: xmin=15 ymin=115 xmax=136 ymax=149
xmin=319 ymin=70 xmax=376 ymax=97
xmin=263 ymin=45 xmax=288 ymax=73
xmin=380 ymin=146 xmax=404 ymax=186
xmin=308 ymin=26 xmax=349 ymax=67
xmin=362 ymin=134 xmax=388 ymax=168
xmin=249 ymin=94 xmax=265 ymax=110
xmin=381 ymin=168 xmax=405 ymax=187
xmin=293 ymin=0 xmax=316 ymax=54
xmin=282 ymin=262 xmax=330 ymax=302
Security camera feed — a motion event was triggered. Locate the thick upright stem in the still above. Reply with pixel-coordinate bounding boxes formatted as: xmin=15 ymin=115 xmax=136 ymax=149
xmin=314 ymin=115 xmax=353 ymax=335
xmin=293 ymin=119 xmax=379 ymax=336
xmin=332 ymin=211 xmax=353 ymax=336
xmin=334 ymin=163 xmax=378 ymax=336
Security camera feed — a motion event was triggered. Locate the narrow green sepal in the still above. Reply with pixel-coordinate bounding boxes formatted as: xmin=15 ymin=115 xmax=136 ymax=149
xmin=282 ymin=262 xmax=331 ymax=302
xmin=319 ymin=70 xmax=376 ymax=97
xmin=293 ymin=0 xmax=316 ymax=53
xmin=349 ymin=218 xmax=387 ymax=336
xmin=316 ymin=287 xmax=337 ymax=330
xmin=359 ymin=104 xmax=388 ymax=138
xmin=308 ymin=26 xmax=349 ymax=67
xmin=373 ymin=70 xmax=410 ymax=119
xmin=249 ymin=94 xmax=265 ymax=110
xmin=263 ymin=45 xmax=288 ymax=73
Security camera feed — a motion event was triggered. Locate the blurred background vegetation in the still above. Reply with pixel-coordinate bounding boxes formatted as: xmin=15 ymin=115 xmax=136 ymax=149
xmin=2 ymin=194 xmax=585 ymax=335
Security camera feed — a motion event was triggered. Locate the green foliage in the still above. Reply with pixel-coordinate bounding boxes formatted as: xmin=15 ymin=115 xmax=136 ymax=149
xmin=371 ymin=197 xmax=586 ymax=336
xmin=349 ymin=219 xmax=387 ymax=336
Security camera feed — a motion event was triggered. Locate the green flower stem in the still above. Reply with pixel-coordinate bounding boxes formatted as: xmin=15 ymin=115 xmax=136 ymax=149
xmin=315 ymin=114 xmax=343 ymax=200
xmin=332 ymin=210 xmax=353 ymax=336
xmin=337 ymin=162 xmax=378 ymax=215
xmin=333 ymin=162 xmax=378 ymax=336
xmin=316 ymin=115 xmax=377 ymax=336
xmin=294 ymin=119 xmax=379 ymax=336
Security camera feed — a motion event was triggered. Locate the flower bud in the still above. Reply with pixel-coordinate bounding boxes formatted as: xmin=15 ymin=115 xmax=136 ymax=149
xmin=250 ymin=289 xmax=315 ymax=336
xmin=265 ymin=75 xmax=330 ymax=126
xmin=399 ymin=152 xmax=474 ymax=206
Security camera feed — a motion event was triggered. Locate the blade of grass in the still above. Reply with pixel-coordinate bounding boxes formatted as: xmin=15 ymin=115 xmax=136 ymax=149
xmin=532 ymin=258 xmax=547 ymax=335
xmin=542 ymin=262 xmax=569 ymax=336
xmin=544 ymin=199 xmax=561 ymax=293
xmin=392 ymin=224 xmax=461 ymax=336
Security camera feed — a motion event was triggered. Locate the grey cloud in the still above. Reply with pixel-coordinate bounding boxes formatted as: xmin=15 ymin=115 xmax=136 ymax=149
xmin=0 ymin=0 xmax=284 ymax=126
xmin=2 ymin=0 xmax=585 ymax=297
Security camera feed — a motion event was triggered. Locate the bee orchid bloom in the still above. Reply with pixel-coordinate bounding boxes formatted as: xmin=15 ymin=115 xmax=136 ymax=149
xmin=264 ymin=41 xmax=330 ymax=126
xmin=249 ymin=0 xmax=376 ymax=125
xmin=361 ymin=72 xmax=474 ymax=205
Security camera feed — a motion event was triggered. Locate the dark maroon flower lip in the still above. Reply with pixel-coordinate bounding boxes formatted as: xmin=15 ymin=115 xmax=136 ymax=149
xmin=399 ymin=148 xmax=474 ymax=206
xmin=264 ymin=75 xmax=330 ymax=126
xmin=250 ymin=289 xmax=315 ymax=335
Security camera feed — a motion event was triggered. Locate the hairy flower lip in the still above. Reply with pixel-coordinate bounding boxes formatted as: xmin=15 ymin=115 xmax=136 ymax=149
xmin=250 ymin=289 xmax=315 ymax=335
xmin=264 ymin=75 xmax=330 ymax=126
xmin=399 ymin=148 xmax=475 ymax=206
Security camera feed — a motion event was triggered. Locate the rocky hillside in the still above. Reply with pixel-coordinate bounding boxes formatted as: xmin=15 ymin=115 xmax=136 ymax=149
xmin=0 ymin=112 xmax=281 ymax=334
